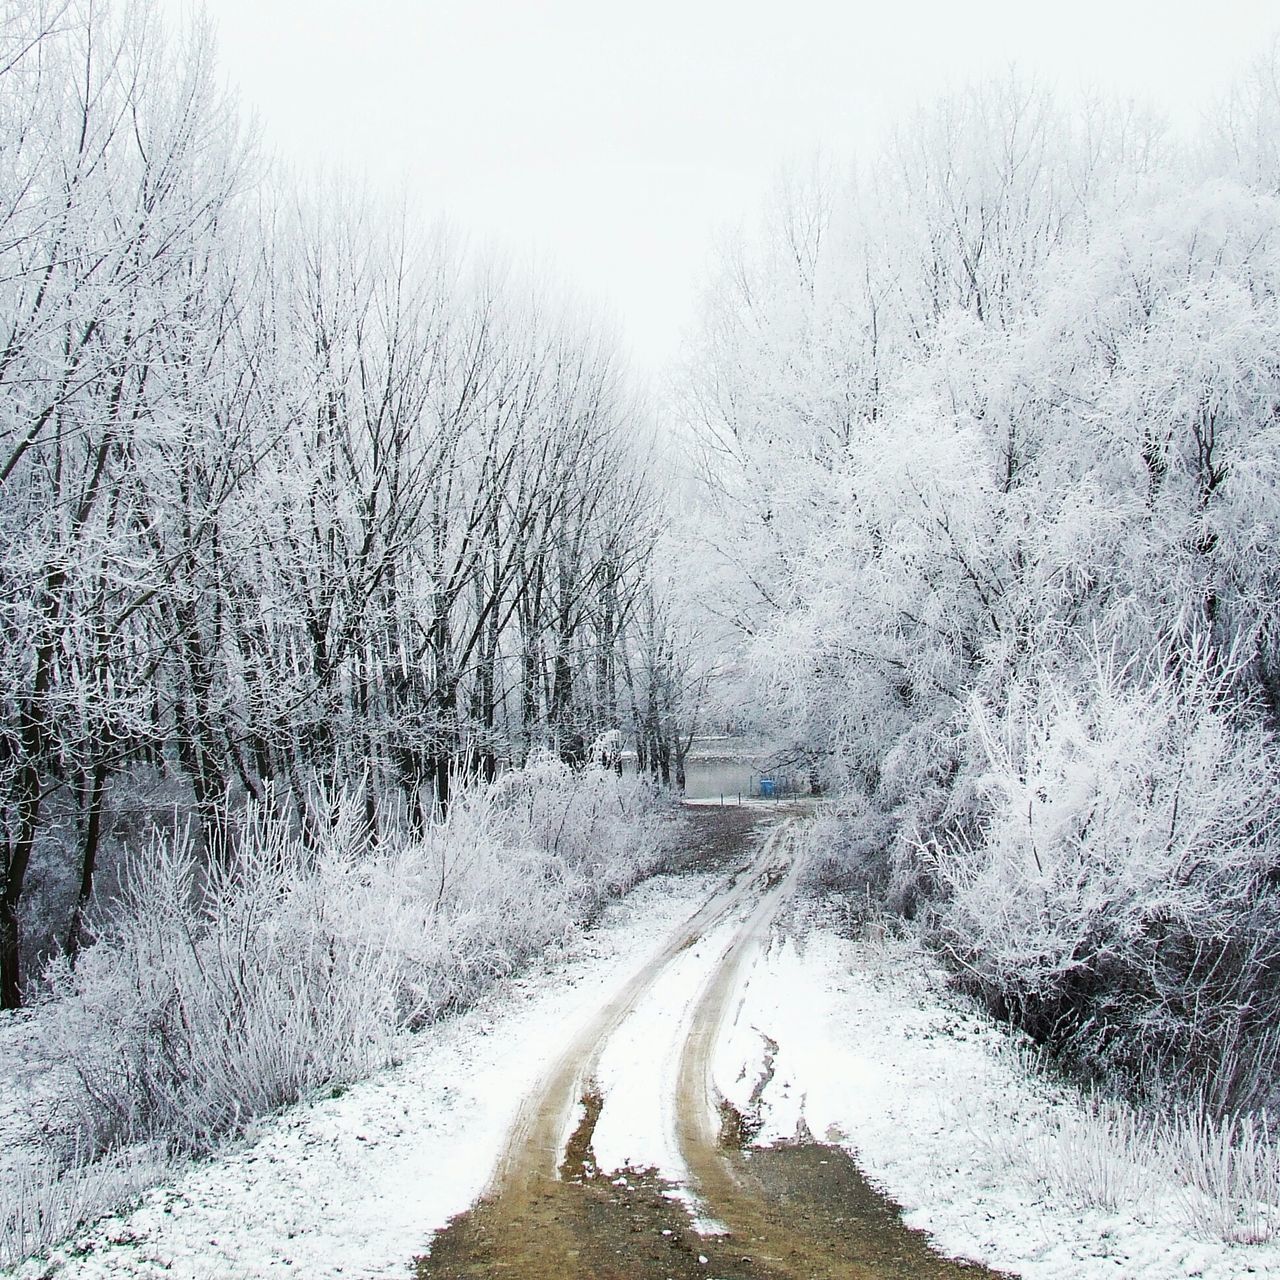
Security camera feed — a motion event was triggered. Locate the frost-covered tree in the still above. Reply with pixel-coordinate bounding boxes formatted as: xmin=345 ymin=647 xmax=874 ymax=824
xmin=686 ymin=71 xmax=1280 ymax=1109
xmin=0 ymin=0 xmax=675 ymax=1007
xmin=0 ymin=0 xmax=248 ymax=1004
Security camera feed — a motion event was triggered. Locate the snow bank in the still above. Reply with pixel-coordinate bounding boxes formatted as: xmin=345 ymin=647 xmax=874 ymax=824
xmin=714 ymin=907 xmax=1280 ymax=1279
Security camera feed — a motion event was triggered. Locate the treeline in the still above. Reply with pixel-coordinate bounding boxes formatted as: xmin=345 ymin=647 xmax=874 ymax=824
xmin=0 ymin=1 xmax=685 ymax=1009
xmin=689 ymin=71 xmax=1280 ymax=1112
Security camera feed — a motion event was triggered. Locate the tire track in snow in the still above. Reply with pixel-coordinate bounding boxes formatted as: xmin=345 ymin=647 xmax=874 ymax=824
xmin=672 ymin=824 xmax=1007 ymax=1278
xmin=488 ymin=817 xmax=792 ymax=1201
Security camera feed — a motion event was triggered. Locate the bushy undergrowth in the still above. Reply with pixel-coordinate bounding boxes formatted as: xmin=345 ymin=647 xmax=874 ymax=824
xmin=2 ymin=757 xmax=667 ymax=1262
xmin=795 ymin=802 xmax=897 ymax=920
xmin=0 ymin=1146 xmax=170 ymax=1270
xmin=967 ymin=1070 xmax=1280 ymax=1244
xmin=925 ymin=646 xmax=1280 ymax=1114
xmin=810 ymin=634 xmax=1280 ymax=1237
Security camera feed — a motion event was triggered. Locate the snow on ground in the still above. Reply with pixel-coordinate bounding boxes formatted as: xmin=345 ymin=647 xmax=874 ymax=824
xmin=4 ymin=868 xmax=721 ymax=1280
xmin=0 ymin=1011 xmax=70 ymax=1183
xmin=713 ymin=904 xmax=1280 ymax=1280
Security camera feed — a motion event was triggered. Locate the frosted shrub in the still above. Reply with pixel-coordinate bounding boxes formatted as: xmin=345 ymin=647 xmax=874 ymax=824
xmin=795 ymin=800 xmax=894 ymax=907
xmin=961 ymin=1066 xmax=1280 ymax=1242
xmin=363 ymin=758 xmax=667 ymax=1022
xmin=928 ymin=644 xmax=1280 ymax=1110
xmin=963 ymin=1089 xmax=1158 ymax=1214
xmin=1027 ymin=1099 xmax=1158 ymax=1212
xmin=1169 ymin=1108 xmax=1280 ymax=1243
xmin=0 ymin=1145 xmax=170 ymax=1269
xmin=482 ymin=749 xmax=663 ymax=896
xmin=42 ymin=816 xmax=406 ymax=1154
xmin=34 ymin=760 xmax=669 ymax=1164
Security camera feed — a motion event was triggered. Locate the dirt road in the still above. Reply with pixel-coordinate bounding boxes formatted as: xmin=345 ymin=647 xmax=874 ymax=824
xmin=416 ymin=806 xmax=1005 ymax=1279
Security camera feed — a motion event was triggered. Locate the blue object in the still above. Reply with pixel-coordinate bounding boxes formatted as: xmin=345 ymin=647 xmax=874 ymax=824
xmin=760 ymin=778 xmax=776 ymax=798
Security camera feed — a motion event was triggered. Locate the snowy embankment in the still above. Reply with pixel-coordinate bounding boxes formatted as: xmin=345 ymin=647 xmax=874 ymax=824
xmin=0 ymin=757 xmax=670 ymax=1273
xmin=2 ymin=867 xmax=722 ymax=1280
xmin=560 ymin=855 xmax=1280 ymax=1277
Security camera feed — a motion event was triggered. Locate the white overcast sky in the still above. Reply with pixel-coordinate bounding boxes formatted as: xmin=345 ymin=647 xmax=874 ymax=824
xmin=180 ymin=1 xmax=1280 ymax=373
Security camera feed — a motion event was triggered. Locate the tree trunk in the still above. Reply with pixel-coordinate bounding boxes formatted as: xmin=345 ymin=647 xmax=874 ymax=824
xmin=66 ymin=759 xmax=109 ymax=961
xmin=0 ymin=900 xmax=21 ymax=1011
xmin=2 ymin=757 xmax=41 ymax=1009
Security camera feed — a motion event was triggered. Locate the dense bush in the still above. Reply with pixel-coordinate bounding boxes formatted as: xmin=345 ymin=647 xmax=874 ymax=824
xmin=926 ymin=647 xmax=1280 ymax=1112
xmin=30 ymin=757 xmax=669 ymax=1158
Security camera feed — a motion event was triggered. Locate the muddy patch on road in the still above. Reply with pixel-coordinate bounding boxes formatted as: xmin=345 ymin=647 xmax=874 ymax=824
xmin=414 ymin=1156 xmax=758 ymax=1279
xmin=705 ymin=1135 xmax=1007 ymax=1278
xmin=417 ymin=1078 xmax=763 ymax=1278
xmin=414 ymin=1136 xmax=1004 ymax=1280
xmin=663 ymin=804 xmax=769 ymax=876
